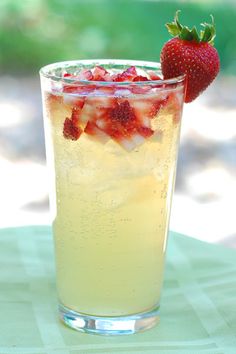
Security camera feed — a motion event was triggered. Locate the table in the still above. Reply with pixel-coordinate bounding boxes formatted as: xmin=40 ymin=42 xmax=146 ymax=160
xmin=0 ymin=226 xmax=235 ymax=354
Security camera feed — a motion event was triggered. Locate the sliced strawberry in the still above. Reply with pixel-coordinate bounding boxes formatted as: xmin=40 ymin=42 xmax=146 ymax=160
xmin=63 ymin=117 xmax=82 ymax=140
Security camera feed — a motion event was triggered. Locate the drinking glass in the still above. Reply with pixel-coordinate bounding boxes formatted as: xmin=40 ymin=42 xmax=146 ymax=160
xmin=40 ymin=60 xmax=185 ymax=335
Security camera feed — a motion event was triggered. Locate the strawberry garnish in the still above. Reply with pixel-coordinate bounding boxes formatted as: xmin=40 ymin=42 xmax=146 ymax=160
xmin=160 ymin=11 xmax=220 ymax=103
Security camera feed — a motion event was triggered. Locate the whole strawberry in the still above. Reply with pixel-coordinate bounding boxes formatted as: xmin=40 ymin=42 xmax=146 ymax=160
xmin=160 ymin=11 xmax=220 ymax=103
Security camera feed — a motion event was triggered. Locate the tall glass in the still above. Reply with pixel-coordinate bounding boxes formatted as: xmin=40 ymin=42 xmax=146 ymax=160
xmin=40 ymin=60 xmax=185 ymax=335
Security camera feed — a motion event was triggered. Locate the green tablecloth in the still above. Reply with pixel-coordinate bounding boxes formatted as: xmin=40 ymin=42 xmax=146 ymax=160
xmin=0 ymin=226 xmax=235 ymax=354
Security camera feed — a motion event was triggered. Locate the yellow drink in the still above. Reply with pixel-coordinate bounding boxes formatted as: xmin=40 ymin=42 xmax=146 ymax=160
xmin=40 ymin=60 xmax=185 ymax=334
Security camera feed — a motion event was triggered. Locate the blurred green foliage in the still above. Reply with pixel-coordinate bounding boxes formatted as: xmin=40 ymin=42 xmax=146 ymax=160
xmin=0 ymin=0 xmax=235 ymax=75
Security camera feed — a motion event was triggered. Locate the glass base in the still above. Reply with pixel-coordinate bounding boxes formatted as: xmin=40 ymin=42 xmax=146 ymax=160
xmin=59 ymin=303 xmax=160 ymax=335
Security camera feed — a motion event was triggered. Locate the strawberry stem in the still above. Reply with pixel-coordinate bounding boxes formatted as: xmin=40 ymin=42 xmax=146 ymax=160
xmin=166 ymin=11 xmax=216 ymax=45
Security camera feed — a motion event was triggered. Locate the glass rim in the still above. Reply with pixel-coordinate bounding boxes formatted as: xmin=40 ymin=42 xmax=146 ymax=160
xmin=39 ymin=59 xmax=186 ymax=86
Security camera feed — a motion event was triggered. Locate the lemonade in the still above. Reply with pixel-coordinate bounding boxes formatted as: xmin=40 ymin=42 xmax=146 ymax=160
xmin=40 ymin=60 xmax=185 ymax=334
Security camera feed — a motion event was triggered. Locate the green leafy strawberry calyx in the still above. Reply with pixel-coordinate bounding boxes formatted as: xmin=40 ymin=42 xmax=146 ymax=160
xmin=166 ymin=10 xmax=216 ymax=45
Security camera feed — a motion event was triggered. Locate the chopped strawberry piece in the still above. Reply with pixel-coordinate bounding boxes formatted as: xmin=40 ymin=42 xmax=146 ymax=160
xmin=84 ymin=121 xmax=96 ymax=135
xmin=81 ymin=98 xmax=156 ymax=150
xmin=133 ymin=75 xmax=149 ymax=81
xmin=93 ymin=66 xmax=111 ymax=81
xmin=63 ymin=84 xmax=96 ymax=95
xmin=78 ymin=69 xmax=94 ymax=81
xmin=130 ymin=86 xmax=151 ymax=94
xmin=137 ymin=126 xmax=154 ymax=138
xmin=79 ymin=100 xmax=95 ymax=125
xmin=79 ymin=97 xmax=116 ymax=128
xmin=150 ymin=97 xmax=169 ymax=117
xmin=63 ymin=117 xmax=82 ymax=140
xmin=112 ymin=74 xmax=125 ymax=82
xmin=84 ymin=121 xmax=109 ymax=144
xmin=75 ymin=97 xmax=85 ymax=109
xmin=63 ymin=104 xmax=84 ymax=140
xmin=110 ymin=101 xmax=136 ymax=135
xmin=109 ymin=100 xmax=136 ymax=125
xmin=126 ymin=66 xmax=137 ymax=75
xmin=63 ymin=73 xmax=73 ymax=78
xmin=102 ymin=100 xmax=140 ymax=143
xmin=96 ymin=85 xmax=116 ymax=95
xmin=63 ymin=85 xmax=77 ymax=94
xmin=149 ymin=71 xmax=162 ymax=80
xmin=131 ymin=96 xmax=168 ymax=122
xmin=71 ymin=106 xmax=81 ymax=125
xmin=113 ymin=66 xmax=138 ymax=82
xmin=89 ymin=100 xmax=136 ymax=141
xmin=63 ymin=71 xmax=96 ymax=94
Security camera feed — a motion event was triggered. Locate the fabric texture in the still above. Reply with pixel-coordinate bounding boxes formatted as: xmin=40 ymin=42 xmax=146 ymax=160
xmin=0 ymin=225 xmax=235 ymax=354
